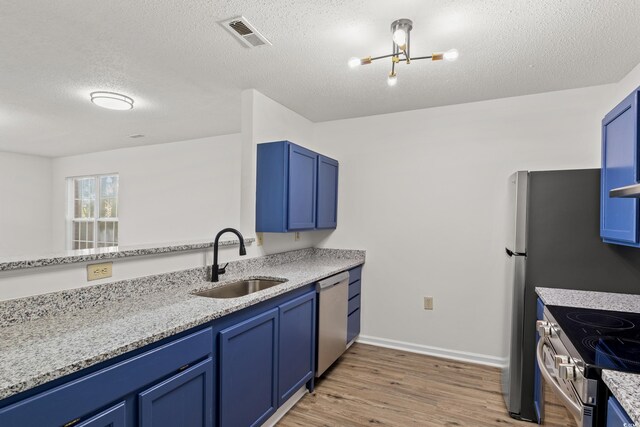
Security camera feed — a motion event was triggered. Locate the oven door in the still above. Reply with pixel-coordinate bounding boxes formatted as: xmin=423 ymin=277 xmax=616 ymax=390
xmin=536 ymin=339 xmax=594 ymax=426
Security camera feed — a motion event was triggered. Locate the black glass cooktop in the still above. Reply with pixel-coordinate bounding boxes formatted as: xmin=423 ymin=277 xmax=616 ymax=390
xmin=546 ymin=305 xmax=640 ymax=374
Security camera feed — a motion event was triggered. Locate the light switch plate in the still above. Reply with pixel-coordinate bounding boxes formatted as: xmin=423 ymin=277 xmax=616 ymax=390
xmin=424 ymin=296 xmax=434 ymax=310
xmin=87 ymin=262 xmax=113 ymax=281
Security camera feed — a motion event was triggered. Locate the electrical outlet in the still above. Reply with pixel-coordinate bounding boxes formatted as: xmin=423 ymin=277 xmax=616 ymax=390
xmin=87 ymin=262 xmax=113 ymax=281
xmin=256 ymin=233 xmax=264 ymax=246
xmin=294 ymin=232 xmax=300 ymax=241
xmin=424 ymin=296 xmax=434 ymax=310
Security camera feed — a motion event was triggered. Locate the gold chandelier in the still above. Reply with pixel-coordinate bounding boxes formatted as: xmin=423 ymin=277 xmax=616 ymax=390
xmin=349 ymin=18 xmax=459 ymax=86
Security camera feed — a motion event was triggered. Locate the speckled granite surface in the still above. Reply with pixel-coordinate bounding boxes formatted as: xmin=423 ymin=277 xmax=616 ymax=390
xmin=0 ymin=248 xmax=365 ymax=401
xmin=0 ymin=237 xmax=255 ymax=271
xmin=536 ymin=287 xmax=640 ymax=313
xmin=602 ymin=370 xmax=640 ymax=425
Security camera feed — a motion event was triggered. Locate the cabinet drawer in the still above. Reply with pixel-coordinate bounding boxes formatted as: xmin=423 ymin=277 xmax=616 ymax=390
xmin=0 ymin=327 xmax=213 ymax=427
xmin=347 ymin=309 xmax=361 ymax=343
xmin=348 ymin=294 xmax=361 ymax=316
xmin=77 ymin=401 xmax=126 ymax=427
xmin=348 ymin=280 xmax=361 ymax=300
xmin=349 ymin=266 xmax=362 ymax=284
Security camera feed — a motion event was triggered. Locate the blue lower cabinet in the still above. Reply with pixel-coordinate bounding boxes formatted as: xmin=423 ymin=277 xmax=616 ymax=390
xmin=219 ymin=308 xmax=279 ymax=427
xmin=139 ymin=358 xmax=214 ymax=427
xmin=278 ymin=291 xmax=316 ymax=405
xmin=607 ymin=396 xmax=633 ymax=427
xmin=77 ymin=402 xmax=126 ymax=427
xmin=0 ymin=328 xmax=213 ymax=427
xmin=347 ymin=266 xmax=363 ymax=344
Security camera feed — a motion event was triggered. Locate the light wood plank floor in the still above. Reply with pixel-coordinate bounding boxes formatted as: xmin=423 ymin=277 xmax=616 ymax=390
xmin=278 ymin=343 xmax=575 ymax=427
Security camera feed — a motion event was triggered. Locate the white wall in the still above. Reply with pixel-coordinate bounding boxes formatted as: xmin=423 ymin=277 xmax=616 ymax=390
xmin=0 ymin=152 xmax=53 ymax=257
xmin=602 ymin=61 xmax=640 ymax=114
xmin=0 ymin=134 xmax=245 ymax=300
xmin=312 ymin=84 xmax=612 ymax=363
xmin=240 ymin=89 xmax=331 ymax=256
xmin=51 ymin=134 xmax=242 ymax=250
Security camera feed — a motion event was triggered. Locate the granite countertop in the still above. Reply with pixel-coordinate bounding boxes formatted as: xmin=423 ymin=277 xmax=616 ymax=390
xmin=536 ymin=287 xmax=640 ymax=422
xmin=602 ymin=370 xmax=640 ymax=425
xmin=0 ymin=237 xmax=255 ymax=271
xmin=0 ymin=248 xmax=365 ymax=401
xmin=536 ymin=287 xmax=640 ymax=313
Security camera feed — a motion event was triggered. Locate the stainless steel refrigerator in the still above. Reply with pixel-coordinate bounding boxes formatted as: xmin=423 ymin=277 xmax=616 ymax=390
xmin=502 ymin=169 xmax=640 ymax=422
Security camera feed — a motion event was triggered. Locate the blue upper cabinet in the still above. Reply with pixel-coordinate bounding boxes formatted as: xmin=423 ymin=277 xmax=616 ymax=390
xmin=316 ymin=155 xmax=339 ymax=229
xmin=601 ymin=88 xmax=640 ymax=246
xmin=256 ymin=141 xmax=338 ymax=232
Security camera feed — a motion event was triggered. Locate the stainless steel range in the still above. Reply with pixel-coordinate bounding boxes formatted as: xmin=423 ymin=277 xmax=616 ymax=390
xmin=536 ymin=305 xmax=640 ymax=426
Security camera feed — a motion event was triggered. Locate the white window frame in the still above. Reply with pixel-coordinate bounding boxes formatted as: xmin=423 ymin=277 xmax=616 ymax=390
xmin=66 ymin=173 xmax=119 ymax=250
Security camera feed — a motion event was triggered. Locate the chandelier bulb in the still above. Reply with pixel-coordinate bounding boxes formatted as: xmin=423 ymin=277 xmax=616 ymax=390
xmin=392 ymin=29 xmax=407 ymax=48
xmin=387 ymin=72 xmax=398 ymax=87
xmin=348 ymin=57 xmax=361 ymax=68
xmin=444 ymin=49 xmax=459 ymax=61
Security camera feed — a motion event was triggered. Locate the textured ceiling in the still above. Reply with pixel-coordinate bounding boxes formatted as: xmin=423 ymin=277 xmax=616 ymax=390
xmin=2 ymin=0 xmax=640 ymax=157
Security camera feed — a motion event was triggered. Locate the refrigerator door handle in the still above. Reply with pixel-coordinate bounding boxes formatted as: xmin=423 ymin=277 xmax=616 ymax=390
xmin=505 ymin=247 xmax=527 ymax=257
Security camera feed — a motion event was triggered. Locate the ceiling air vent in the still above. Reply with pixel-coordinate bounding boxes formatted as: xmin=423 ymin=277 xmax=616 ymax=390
xmin=221 ymin=16 xmax=271 ymax=48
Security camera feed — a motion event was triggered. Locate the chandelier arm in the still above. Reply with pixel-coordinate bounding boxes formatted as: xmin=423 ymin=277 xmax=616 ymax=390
xmin=391 ymin=41 xmax=396 ymax=75
xmin=370 ymin=53 xmax=400 ymax=62
xmin=406 ymin=29 xmax=411 ymax=63
xmin=408 ymin=55 xmax=434 ymax=61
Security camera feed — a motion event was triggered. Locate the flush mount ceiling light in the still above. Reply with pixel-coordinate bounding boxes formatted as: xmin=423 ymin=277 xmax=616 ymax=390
xmin=90 ymin=91 xmax=134 ymax=110
xmin=349 ymin=19 xmax=459 ymax=86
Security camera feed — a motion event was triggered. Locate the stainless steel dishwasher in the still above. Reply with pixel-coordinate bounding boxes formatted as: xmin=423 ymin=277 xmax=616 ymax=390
xmin=315 ymin=271 xmax=350 ymax=377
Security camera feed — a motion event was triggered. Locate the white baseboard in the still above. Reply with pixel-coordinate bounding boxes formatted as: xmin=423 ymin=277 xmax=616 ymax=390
xmin=262 ymin=386 xmax=307 ymax=427
xmin=356 ymin=335 xmax=508 ymax=368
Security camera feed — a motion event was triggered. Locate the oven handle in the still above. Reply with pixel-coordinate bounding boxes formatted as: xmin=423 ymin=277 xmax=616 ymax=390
xmin=536 ymin=339 xmax=583 ymax=425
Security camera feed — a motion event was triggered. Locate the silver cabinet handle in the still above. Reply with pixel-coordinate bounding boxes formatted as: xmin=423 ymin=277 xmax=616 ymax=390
xmin=536 ymin=339 xmax=583 ymax=425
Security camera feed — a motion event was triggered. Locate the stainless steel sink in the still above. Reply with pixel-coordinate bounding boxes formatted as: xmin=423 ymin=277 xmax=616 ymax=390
xmin=193 ymin=279 xmax=286 ymax=299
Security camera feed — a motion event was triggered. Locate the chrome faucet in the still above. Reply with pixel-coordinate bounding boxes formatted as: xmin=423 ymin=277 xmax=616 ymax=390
xmin=211 ymin=228 xmax=247 ymax=282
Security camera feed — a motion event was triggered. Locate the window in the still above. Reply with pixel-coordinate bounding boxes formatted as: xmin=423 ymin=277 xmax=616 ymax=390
xmin=67 ymin=174 xmax=119 ymax=250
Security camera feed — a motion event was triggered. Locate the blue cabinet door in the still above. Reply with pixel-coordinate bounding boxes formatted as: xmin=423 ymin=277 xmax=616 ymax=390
xmin=139 ymin=358 xmax=214 ymax=427
xmin=607 ymin=396 xmax=633 ymax=427
xmin=601 ymin=89 xmax=640 ymax=245
xmin=256 ymin=142 xmax=289 ymax=232
xmin=316 ymin=155 xmax=339 ymax=229
xmin=219 ymin=308 xmax=279 ymax=427
xmin=77 ymin=402 xmax=126 ymax=427
xmin=278 ymin=291 xmax=316 ymax=405
xmin=288 ymin=144 xmax=318 ymax=230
